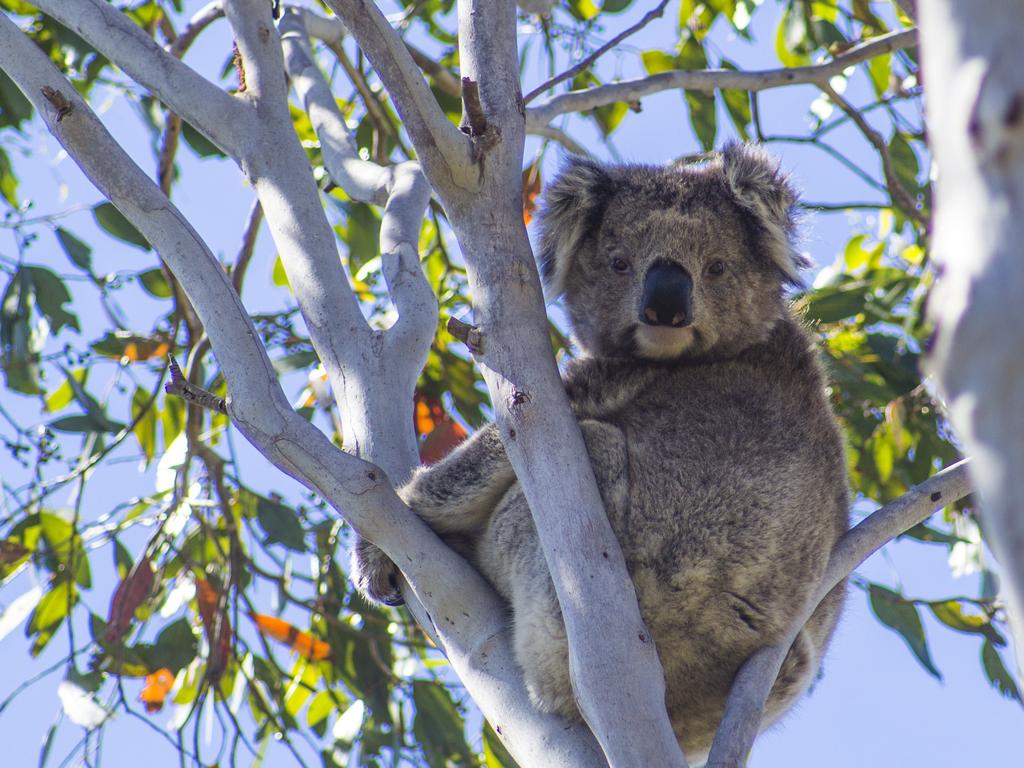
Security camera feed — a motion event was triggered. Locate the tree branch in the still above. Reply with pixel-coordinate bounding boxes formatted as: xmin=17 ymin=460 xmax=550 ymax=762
xmin=31 ymin=0 xmax=246 ymax=156
xmin=920 ymin=0 xmax=1024 ymax=667
xmin=526 ymin=28 xmax=917 ymax=131
xmin=706 ymin=460 xmax=973 ymax=767
xmin=529 ymin=123 xmax=588 ymax=155
xmin=319 ymin=0 xmax=476 ymax=192
xmin=167 ymin=0 xmax=225 ymax=58
xmin=231 ymin=197 xmax=263 ymax=295
xmin=819 ymin=82 xmax=926 ymax=224
xmin=524 ymin=0 xmax=671 ymax=104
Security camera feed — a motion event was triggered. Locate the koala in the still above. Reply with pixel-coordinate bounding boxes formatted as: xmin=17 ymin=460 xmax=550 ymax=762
xmin=353 ymin=143 xmax=849 ymax=763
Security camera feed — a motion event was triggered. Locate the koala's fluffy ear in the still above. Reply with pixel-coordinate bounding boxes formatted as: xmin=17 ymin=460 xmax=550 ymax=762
xmin=536 ymin=155 xmax=614 ymax=298
xmin=719 ymin=142 xmax=809 ymax=285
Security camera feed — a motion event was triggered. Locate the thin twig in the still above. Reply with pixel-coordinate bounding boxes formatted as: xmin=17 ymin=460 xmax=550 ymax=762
xmin=527 ymin=28 xmax=917 ymax=129
xmin=820 ymin=82 xmax=926 ymax=224
xmin=446 ymin=316 xmax=483 ymax=354
xmin=524 ymin=0 xmax=671 ymax=104
xmin=231 ymin=198 xmax=263 ymax=295
xmin=529 ymin=123 xmax=588 ymax=155
xmin=165 ymin=354 xmax=227 ymax=414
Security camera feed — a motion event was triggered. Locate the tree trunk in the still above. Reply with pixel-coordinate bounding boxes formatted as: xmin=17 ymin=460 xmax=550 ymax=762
xmin=920 ymin=0 xmax=1024 ymax=670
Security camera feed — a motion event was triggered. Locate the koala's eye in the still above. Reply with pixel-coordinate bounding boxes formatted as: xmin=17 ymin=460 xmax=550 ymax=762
xmin=707 ymin=260 xmax=726 ymax=276
xmin=611 ymin=257 xmax=631 ymax=274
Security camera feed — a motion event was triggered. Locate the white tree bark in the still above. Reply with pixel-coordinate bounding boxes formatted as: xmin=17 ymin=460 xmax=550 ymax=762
xmin=919 ymin=1 xmax=1024 ymax=670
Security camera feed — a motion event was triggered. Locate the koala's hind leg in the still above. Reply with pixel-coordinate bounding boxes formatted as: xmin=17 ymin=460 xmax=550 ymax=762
xmin=478 ymin=419 xmax=629 ymax=720
xmin=352 ymin=424 xmax=517 ymax=606
xmin=512 ymin=576 xmax=577 ymax=719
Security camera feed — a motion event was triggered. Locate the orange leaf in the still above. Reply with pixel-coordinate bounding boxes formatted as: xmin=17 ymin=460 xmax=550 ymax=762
xmin=415 ymin=392 xmax=467 ymax=464
xmin=419 ymin=419 xmax=468 ymax=465
xmin=139 ymin=668 xmax=175 ymax=713
xmin=414 ymin=397 xmax=436 ymax=435
xmin=248 ymin=613 xmax=331 ymax=661
xmin=195 ymin=579 xmax=232 ymax=682
xmin=522 ymin=160 xmax=542 ymax=226
xmin=104 ymin=556 xmax=155 ymax=644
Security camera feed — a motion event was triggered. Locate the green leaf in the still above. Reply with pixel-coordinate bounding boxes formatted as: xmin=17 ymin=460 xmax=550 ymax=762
xmin=132 ymin=386 xmax=158 ymax=464
xmin=0 ymin=147 xmax=19 ymax=207
xmin=49 ymin=412 xmax=123 ymax=435
xmin=483 ymin=721 xmax=520 ymax=768
xmin=641 ymin=50 xmax=677 ymax=76
xmin=27 ymin=581 xmax=75 ymax=656
xmin=929 ymin=600 xmax=1005 ymax=645
xmin=0 ymin=68 xmax=32 ymax=129
xmin=138 ymin=268 xmax=173 ymax=298
xmin=24 ymin=266 xmax=79 ymax=335
xmin=776 ymin=5 xmax=811 ymax=67
xmin=343 ymin=202 xmax=382 ymax=272
xmin=181 ymin=120 xmax=224 ymax=158
xmin=38 ymin=721 xmax=57 ymax=768
xmin=93 ymin=202 xmax=150 ymax=249
xmin=40 ymin=511 xmax=91 ymax=588
xmin=256 ymin=496 xmax=307 ymax=552
xmin=592 ymin=100 xmax=629 ymax=136
xmin=567 ymin=0 xmax=600 ymax=21
xmin=981 ymin=640 xmax=1023 ymax=705
xmin=867 ymin=51 xmax=891 ymax=98
xmin=307 ymin=689 xmax=345 ymax=728
xmin=55 ymin=228 xmax=93 ymax=273
xmin=720 ymin=61 xmax=751 ymax=141
xmin=141 ymin=618 xmax=198 ymax=674
xmin=901 ymin=522 xmax=968 ymax=546
xmin=271 ymin=254 xmax=291 ymax=289
xmin=888 ymin=133 xmax=920 ymax=201
xmin=686 ymin=90 xmax=717 ymax=151
xmin=801 ymin=280 xmax=868 ymax=323
xmin=44 ymin=368 xmax=85 ymax=413
xmin=412 ymin=682 xmax=473 ymax=767
xmin=868 ymin=583 xmax=941 ymax=680
xmin=161 ymin=395 xmax=185 ymax=448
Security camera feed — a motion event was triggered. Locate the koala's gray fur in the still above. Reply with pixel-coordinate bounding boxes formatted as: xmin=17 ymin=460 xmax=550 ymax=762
xmin=353 ymin=143 xmax=849 ymax=762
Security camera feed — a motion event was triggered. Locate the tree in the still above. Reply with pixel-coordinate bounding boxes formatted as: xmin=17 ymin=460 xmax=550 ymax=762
xmin=0 ymin=1 xmax=1016 ymax=767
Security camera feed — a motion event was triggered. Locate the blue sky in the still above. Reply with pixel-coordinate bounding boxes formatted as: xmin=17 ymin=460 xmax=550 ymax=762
xmin=0 ymin=1 xmax=1021 ymax=766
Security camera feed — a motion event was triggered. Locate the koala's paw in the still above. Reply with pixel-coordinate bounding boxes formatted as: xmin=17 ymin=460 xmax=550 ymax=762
xmin=351 ymin=538 xmax=405 ymax=606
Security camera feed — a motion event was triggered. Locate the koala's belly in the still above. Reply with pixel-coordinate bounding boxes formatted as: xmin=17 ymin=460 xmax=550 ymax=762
xmin=472 ymin=420 xmax=844 ymax=755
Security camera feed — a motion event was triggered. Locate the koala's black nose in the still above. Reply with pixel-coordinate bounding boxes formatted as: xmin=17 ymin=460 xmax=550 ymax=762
xmin=640 ymin=261 xmax=693 ymax=327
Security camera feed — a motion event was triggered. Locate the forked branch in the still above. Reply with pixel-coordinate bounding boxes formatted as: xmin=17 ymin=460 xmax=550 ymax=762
xmin=320 ymin=0 xmax=476 ymax=191
xmin=0 ymin=16 xmax=603 ymax=767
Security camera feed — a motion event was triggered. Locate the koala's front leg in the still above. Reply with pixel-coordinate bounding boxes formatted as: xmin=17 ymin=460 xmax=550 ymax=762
xmin=352 ymin=424 xmax=517 ymax=606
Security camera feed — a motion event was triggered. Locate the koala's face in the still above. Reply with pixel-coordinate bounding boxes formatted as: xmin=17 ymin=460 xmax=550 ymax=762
xmin=537 ymin=144 xmax=806 ymax=361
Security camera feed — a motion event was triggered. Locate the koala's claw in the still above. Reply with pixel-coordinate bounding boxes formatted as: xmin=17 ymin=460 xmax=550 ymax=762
xmin=352 ymin=539 xmax=405 ymax=606
xmin=380 ymin=576 xmax=405 ymax=606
